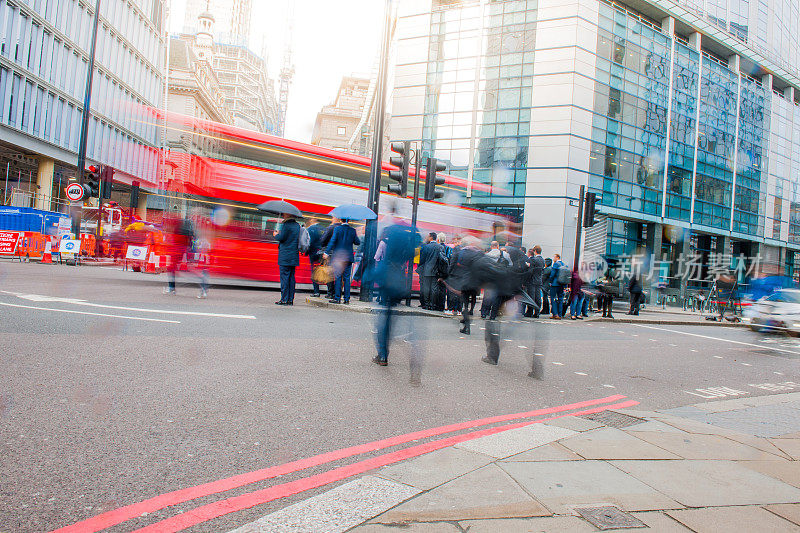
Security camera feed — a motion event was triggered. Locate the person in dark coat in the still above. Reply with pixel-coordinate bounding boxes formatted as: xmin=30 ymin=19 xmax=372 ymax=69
xmin=306 ymin=218 xmax=324 ymax=297
xmin=627 ymin=273 xmax=643 ymax=315
xmin=417 ymin=232 xmax=443 ymax=310
xmin=274 ymin=213 xmax=301 ymax=305
xmin=446 ymin=236 xmax=485 ymax=334
xmin=319 ymin=217 xmax=341 ymax=297
xmin=568 ymin=269 xmax=584 ymax=319
xmin=325 ymin=219 xmax=360 ymax=304
xmin=541 ymin=257 xmax=553 ymax=315
xmin=373 ymin=218 xmax=421 ymax=373
xmin=526 ymin=245 xmax=545 ymax=318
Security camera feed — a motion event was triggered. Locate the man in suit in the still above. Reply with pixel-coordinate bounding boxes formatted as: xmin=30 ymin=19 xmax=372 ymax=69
xmin=319 ymin=217 xmax=341 ymax=298
xmin=306 ymin=218 xmax=324 ymax=297
xmin=274 ymin=213 xmax=301 ymax=305
xmin=527 ymin=245 xmax=545 ymax=318
xmin=325 ymin=219 xmax=360 ymax=304
xmin=417 ymin=232 xmax=443 ymax=310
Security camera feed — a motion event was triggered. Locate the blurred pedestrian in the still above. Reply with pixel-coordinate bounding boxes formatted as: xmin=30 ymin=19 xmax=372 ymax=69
xmin=568 ymin=269 xmax=584 ymax=320
xmin=306 ymin=218 xmax=324 ymax=297
xmin=447 ymin=235 xmax=483 ymax=334
xmin=627 ymin=273 xmax=643 ymax=315
xmin=275 ymin=213 xmax=301 ymax=305
xmin=373 ymin=218 xmax=421 ymax=377
xmin=541 ymin=257 xmax=553 ymax=315
xmin=526 ymin=245 xmax=545 ymax=318
xmin=325 ymin=218 xmax=360 ymax=304
xmin=549 ymin=253 xmax=567 ymax=319
xmin=444 ymin=235 xmax=462 ymax=315
xmin=320 ymin=217 xmax=341 ymax=298
xmin=162 ymin=207 xmax=195 ymax=295
xmin=481 ymin=241 xmax=510 ymax=318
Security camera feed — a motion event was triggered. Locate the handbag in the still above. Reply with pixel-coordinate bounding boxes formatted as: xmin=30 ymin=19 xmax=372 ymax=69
xmin=312 ymin=258 xmax=335 ymax=284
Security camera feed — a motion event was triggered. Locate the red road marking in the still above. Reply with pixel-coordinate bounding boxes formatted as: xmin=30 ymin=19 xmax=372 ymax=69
xmin=134 ymin=399 xmax=639 ymax=532
xmin=50 ymin=394 xmax=626 ymax=533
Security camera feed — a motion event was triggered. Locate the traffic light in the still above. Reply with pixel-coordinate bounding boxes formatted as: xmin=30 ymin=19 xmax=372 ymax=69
xmin=388 ymin=141 xmax=410 ymax=197
xmin=130 ymin=180 xmax=140 ymax=209
xmin=100 ymin=165 xmax=114 ymax=199
xmin=583 ymin=191 xmax=598 ymax=227
xmin=423 ymin=157 xmax=446 ymax=201
xmin=83 ymin=164 xmax=100 ymax=198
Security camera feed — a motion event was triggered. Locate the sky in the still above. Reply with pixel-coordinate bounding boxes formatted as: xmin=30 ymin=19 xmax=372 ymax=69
xmin=169 ymin=0 xmax=385 ymax=142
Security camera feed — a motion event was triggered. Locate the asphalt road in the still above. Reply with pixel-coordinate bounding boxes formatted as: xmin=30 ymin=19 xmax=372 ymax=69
xmin=2 ymin=260 xmax=800 ymax=532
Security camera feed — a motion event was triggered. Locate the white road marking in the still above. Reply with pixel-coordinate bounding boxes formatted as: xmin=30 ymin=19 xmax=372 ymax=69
xmin=617 ymin=330 xmax=625 ymax=333
xmin=603 ymin=384 xmax=616 ymax=388
xmin=0 ymin=302 xmax=180 ymax=323
xmin=632 ymin=324 xmax=800 ymax=355
xmin=669 ymin=344 xmax=678 ymax=347
xmin=574 ymin=372 xmax=588 ymax=376
xmin=551 ymin=362 xmax=564 ymax=365
xmin=691 ymin=349 xmax=698 ymax=352
xmin=741 ymin=363 xmax=752 ymax=366
xmin=685 ymin=386 xmax=749 ymax=399
xmin=518 ymin=345 xmax=528 ymax=349
xmin=1 ymin=291 xmax=256 ymax=319
xmin=714 ymin=356 xmax=723 ymax=359
xmin=775 ymin=372 xmax=785 ymax=375
xmin=632 ymin=334 xmax=639 ymax=337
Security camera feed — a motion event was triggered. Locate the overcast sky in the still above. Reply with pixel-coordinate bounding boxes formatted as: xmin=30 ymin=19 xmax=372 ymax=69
xmin=169 ymin=0 xmax=385 ymax=142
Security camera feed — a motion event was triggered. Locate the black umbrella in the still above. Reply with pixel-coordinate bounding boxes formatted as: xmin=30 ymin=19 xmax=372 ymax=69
xmin=257 ymin=199 xmax=303 ymax=218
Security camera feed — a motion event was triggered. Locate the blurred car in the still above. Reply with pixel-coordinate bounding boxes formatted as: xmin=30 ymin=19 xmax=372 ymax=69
xmin=750 ymin=289 xmax=800 ymax=335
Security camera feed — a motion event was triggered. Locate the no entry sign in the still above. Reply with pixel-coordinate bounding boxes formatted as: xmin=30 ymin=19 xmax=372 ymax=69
xmin=65 ymin=183 xmax=85 ymax=202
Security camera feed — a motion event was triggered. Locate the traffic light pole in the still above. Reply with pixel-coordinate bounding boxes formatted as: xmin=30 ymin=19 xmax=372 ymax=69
xmin=405 ymin=149 xmax=421 ymax=307
xmin=573 ymin=184 xmax=585 ymax=272
xmin=360 ymin=0 xmax=392 ymax=302
xmin=72 ymin=0 xmax=101 ymax=238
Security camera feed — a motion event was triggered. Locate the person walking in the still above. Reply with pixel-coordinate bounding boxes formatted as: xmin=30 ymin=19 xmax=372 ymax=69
xmin=373 ymin=219 xmax=421 ymax=376
xmin=319 ymin=217 xmax=341 ymax=298
xmin=597 ymin=271 xmax=616 ymax=318
xmin=446 ymin=235 xmax=484 ymax=335
xmin=527 ymin=245 xmax=545 ymax=318
xmin=325 ymin=218 xmax=360 ymax=304
xmin=306 ymin=218 xmax=324 ymax=297
xmin=627 ymin=272 xmax=643 ymax=315
xmin=162 ymin=207 xmax=195 ymax=296
xmin=549 ymin=253 xmax=566 ymax=319
xmin=417 ymin=232 xmax=443 ymax=310
xmin=568 ymin=269 xmax=584 ymax=319
xmin=274 ymin=213 xmax=302 ymax=305
xmin=481 ymin=241 xmax=510 ymax=318
xmin=444 ymin=236 xmax=462 ymax=315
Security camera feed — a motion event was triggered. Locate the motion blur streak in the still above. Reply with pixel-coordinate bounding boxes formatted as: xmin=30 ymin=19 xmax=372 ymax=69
xmin=133 ymin=400 xmax=639 ymax=533
xmin=50 ymin=394 xmax=626 ymax=533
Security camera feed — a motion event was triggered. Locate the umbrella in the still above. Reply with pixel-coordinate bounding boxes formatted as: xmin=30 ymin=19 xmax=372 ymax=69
xmin=257 ymin=199 xmax=303 ymax=218
xmin=328 ymin=204 xmax=377 ymax=221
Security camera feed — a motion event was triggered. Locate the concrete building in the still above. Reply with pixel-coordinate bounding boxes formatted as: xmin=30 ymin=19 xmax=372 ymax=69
xmin=183 ymin=0 xmax=252 ymax=46
xmin=312 ymin=76 xmax=371 ymax=153
xmin=213 ymin=42 xmax=280 ymax=134
xmin=0 ymin=0 xmax=165 ymax=212
xmin=164 ymin=10 xmax=232 ymax=197
xmin=393 ymin=0 xmax=800 ymax=285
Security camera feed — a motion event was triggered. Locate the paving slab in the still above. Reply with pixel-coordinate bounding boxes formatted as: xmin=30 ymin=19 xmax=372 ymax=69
xmin=666 ymin=505 xmax=800 ymax=532
xmin=558 ymin=427 xmax=681 ymax=460
xmin=630 ymin=431 xmax=787 ymax=460
xmin=769 ymin=438 xmax=800 ymax=460
xmin=542 ymin=416 xmax=605 ymax=432
xmin=454 ymin=423 xmax=576 ymax=459
xmin=501 ymin=442 xmax=585 ymax=462
xmin=498 ymin=460 xmax=681 ymax=514
xmin=377 ymin=464 xmax=550 ymax=522
xmin=779 ymin=431 xmax=800 ymax=439
xmin=350 ymin=522 xmax=460 ymax=533
xmin=664 ymin=404 xmax=800 ymax=438
xmin=457 ymin=516 xmax=601 ymax=532
xmin=693 ymin=393 xmax=800 ymax=412
xmin=720 ymin=432 xmax=792 ymax=458
xmin=228 ymin=476 xmax=421 ymax=533
xmin=376 ymin=446 xmax=493 ymax=491
xmin=629 ymin=511 xmax=693 ymax=531
xmin=737 ymin=460 xmax=800 ymax=488
xmin=612 ymin=459 xmax=800 ymax=507
xmin=623 ymin=420 xmax=688 ymax=433
xmin=765 ymin=503 xmax=800 ymax=526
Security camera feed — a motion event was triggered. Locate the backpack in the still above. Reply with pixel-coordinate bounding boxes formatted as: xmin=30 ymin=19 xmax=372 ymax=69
xmin=298 ymin=226 xmax=310 ymax=254
xmin=556 ymin=263 xmax=571 ymax=285
xmin=496 ymin=252 xmax=510 ymax=267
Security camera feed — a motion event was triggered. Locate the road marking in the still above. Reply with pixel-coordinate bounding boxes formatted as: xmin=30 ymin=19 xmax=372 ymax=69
xmin=669 ymin=344 xmax=678 ymax=347
xmin=691 ymin=349 xmax=698 ymax=352
xmin=551 ymin=362 xmax=564 ymax=365
xmin=603 ymin=384 xmax=616 ymax=388
xmin=775 ymin=372 xmax=785 ymax=375
xmin=714 ymin=356 xmax=723 ymax=359
xmin=632 ymin=334 xmax=639 ymax=337
xmin=1 ymin=291 xmax=256 ymax=319
xmin=574 ymin=372 xmax=588 ymax=376
xmin=518 ymin=345 xmax=528 ymax=349
xmin=741 ymin=363 xmax=752 ymax=366
xmin=52 ymin=395 xmax=630 ymax=533
xmin=685 ymin=386 xmax=749 ymax=399
xmin=129 ymin=400 xmax=642 ymax=533
xmin=632 ymin=324 xmax=800 ymax=355
xmin=750 ymin=382 xmax=798 ymax=392
xmin=617 ymin=330 xmax=625 ymax=333
xmin=0 ymin=302 xmax=180 ymax=323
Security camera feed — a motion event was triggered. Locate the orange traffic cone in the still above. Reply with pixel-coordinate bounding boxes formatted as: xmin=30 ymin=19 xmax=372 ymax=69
xmin=41 ymin=240 xmax=53 ymax=264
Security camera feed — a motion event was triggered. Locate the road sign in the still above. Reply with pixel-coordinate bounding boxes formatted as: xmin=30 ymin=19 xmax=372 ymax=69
xmin=125 ymin=245 xmax=148 ymax=260
xmin=65 ymin=183 xmax=85 ymax=202
xmin=59 ymin=239 xmax=81 ymax=254
xmin=0 ymin=231 xmax=21 ymax=255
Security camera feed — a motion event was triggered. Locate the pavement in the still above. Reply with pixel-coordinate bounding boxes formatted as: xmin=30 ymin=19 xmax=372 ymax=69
xmin=229 ymin=393 xmax=800 ymax=533
xmin=305 ymin=295 xmax=748 ymax=327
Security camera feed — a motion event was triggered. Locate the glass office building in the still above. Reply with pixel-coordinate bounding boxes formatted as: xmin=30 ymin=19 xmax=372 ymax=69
xmin=393 ymin=0 xmax=800 ymax=282
xmin=0 ymin=0 xmax=165 ymax=211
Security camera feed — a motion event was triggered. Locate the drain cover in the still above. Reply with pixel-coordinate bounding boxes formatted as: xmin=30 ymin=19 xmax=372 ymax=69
xmin=583 ymin=411 xmax=645 ymax=429
xmin=575 ymin=506 xmax=647 ymax=530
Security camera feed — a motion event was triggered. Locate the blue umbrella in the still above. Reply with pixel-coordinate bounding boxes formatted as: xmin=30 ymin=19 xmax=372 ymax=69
xmin=329 ymin=204 xmax=377 ymax=220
